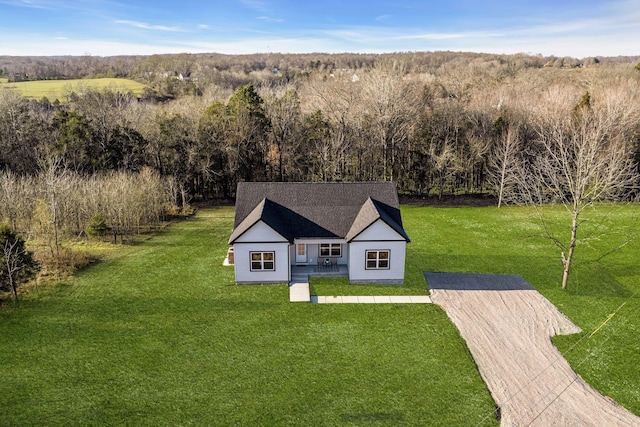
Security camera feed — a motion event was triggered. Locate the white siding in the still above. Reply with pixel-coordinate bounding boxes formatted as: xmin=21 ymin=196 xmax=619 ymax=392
xmin=233 ymin=242 xmax=290 ymax=283
xmin=307 ymin=244 xmax=318 ymax=265
xmin=312 ymin=242 xmax=348 ymax=266
xmin=348 ymin=240 xmax=406 ymax=284
xmin=234 ymin=220 xmax=288 ymax=243
xmin=290 ymin=241 xmax=347 ymax=265
xmin=351 ymin=219 xmax=405 ymax=242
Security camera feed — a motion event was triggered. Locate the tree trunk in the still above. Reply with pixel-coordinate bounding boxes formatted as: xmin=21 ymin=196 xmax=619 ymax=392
xmin=497 ymin=161 xmax=507 ymax=208
xmin=438 ymin=171 xmax=445 ymax=201
xmin=561 ymin=203 xmax=580 ymax=290
xmin=51 ymin=194 xmax=59 ymax=255
xmin=278 ymin=138 xmax=285 ymax=182
xmin=9 ymin=274 xmax=17 ymax=301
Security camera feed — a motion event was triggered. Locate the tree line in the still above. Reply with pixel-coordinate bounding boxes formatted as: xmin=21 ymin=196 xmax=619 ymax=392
xmin=2 ymin=53 xmax=639 ymax=200
xmin=0 ymin=165 xmax=171 ymax=299
xmin=0 ymin=166 xmax=169 ymax=243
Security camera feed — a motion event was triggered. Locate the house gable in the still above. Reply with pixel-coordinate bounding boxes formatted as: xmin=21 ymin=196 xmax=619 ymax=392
xmin=346 ymin=197 xmax=410 ymax=242
xmin=350 ymin=218 xmax=407 ymax=242
xmin=233 ymin=220 xmax=288 ymax=243
xmin=229 ymin=197 xmax=332 ymax=244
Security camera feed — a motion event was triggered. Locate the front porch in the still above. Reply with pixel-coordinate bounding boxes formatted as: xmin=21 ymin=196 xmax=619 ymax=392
xmin=291 ymin=264 xmax=348 ymax=278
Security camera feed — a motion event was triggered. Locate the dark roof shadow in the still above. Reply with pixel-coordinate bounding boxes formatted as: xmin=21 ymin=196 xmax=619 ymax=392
xmin=424 ymin=272 xmax=534 ymax=291
xmin=262 ymin=199 xmax=336 ymax=241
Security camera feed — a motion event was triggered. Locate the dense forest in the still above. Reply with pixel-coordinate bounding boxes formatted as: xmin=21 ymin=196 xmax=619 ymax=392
xmin=1 ymin=51 xmax=640 ymax=245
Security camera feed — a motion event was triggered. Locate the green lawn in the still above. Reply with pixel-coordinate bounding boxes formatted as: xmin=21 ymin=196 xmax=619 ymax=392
xmin=2 ymin=203 xmax=639 ymax=425
xmin=0 ymin=207 xmax=498 ymax=426
xmin=0 ymin=78 xmax=146 ymax=102
xmin=402 ymin=203 xmax=640 ymax=417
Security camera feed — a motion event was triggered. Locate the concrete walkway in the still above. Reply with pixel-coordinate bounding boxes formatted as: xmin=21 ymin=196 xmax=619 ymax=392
xmin=289 ymin=273 xmax=311 ymax=302
xmin=311 ymin=295 xmax=432 ymax=303
xmin=288 ymin=274 xmax=431 ymax=304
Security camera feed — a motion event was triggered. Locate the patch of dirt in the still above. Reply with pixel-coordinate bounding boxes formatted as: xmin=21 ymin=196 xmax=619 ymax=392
xmin=426 ymin=272 xmax=640 ymax=427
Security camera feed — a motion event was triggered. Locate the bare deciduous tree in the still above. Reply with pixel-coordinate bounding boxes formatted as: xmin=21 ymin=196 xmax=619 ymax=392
xmin=40 ymin=156 xmax=70 ymax=255
xmin=488 ymin=124 xmax=521 ymax=207
xmin=360 ymin=66 xmax=418 ymax=181
xmin=302 ymin=74 xmax=360 ymax=181
xmin=521 ymin=98 xmax=638 ymax=289
xmin=263 ymin=87 xmax=302 ymax=181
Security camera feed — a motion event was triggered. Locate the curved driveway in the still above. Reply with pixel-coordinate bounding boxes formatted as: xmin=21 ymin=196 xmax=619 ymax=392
xmin=425 ymin=272 xmax=640 ymax=427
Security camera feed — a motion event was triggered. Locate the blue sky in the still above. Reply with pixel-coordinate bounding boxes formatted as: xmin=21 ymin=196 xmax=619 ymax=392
xmin=1 ymin=0 xmax=638 ymax=57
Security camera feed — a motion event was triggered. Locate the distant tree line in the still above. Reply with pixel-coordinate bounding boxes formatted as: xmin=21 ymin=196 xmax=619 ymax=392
xmin=1 ymin=52 xmax=640 ymax=222
xmin=2 ymin=51 xmax=639 ymax=99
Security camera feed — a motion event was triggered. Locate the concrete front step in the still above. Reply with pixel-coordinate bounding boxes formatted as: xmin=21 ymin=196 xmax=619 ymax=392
xmin=289 ymin=277 xmax=311 ymax=302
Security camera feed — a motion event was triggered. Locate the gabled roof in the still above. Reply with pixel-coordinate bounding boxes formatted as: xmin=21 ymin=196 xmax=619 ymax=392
xmin=345 ymin=197 xmax=411 ymax=242
xmin=229 ymin=182 xmax=409 ymax=244
xmin=228 ymin=198 xmax=331 ymax=243
xmin=228 ymin=199 xmax=283 ymax=243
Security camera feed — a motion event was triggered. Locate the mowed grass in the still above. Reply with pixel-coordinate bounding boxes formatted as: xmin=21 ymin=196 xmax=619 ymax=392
xmin=0 ymin=207 xmax=499 ymax=426
xmin=403 ymin=203 xmax=640 ymax=416
xmin=0 ymin=77 xmax=146 ymax=102
xmin=2 ymin=203 xmax=639 ymax=425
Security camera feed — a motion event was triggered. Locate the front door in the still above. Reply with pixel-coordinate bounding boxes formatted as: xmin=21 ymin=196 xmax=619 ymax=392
xmin=295 ymin=243 xmax=307 ymax=264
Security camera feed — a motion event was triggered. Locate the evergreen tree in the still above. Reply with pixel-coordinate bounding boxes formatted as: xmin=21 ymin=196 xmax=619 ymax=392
xmin=0 ymin=224 xmax=39 ymax=301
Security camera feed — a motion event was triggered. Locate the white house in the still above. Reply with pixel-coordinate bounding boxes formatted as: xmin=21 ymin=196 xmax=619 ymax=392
xmin=228 ymin=182 xmax=410 ymax=284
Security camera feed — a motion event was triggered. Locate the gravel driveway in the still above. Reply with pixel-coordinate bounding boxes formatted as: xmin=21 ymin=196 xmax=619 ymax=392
xmin=425 ymin=272 xmax=640 ymax=427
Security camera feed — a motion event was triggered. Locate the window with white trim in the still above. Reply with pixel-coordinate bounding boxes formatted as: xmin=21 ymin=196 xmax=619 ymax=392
xmin=320 ymin=243 xmax=341 ymax=257
xmin=250 ymin=251 xmax=275 ymax=271
xmin=365 ymin=250 xmax=390 ymax=270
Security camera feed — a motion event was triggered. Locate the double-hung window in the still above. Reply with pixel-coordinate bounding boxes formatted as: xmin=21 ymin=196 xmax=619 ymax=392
xmin=320 ymin=243 xmax=341 ymax=257
xmin=365 ymin=250 xmax=390 ymax=270
xmin=250 ymin=251 xmax=275 ymax=271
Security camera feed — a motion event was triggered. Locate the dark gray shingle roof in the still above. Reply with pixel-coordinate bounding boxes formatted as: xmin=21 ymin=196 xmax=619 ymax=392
xmin=229 ymin=182 xmax=409 ymax=244
xmin=345 ymin=197 xmax=410 ymax=242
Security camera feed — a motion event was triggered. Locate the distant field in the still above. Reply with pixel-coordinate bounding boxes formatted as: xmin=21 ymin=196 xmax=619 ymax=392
xmin=0 ymin=78 xmax=146 ymax=102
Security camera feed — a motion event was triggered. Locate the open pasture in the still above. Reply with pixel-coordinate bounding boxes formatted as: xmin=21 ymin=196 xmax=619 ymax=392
xmin=0 ymin=77 xmax=146 ymax=102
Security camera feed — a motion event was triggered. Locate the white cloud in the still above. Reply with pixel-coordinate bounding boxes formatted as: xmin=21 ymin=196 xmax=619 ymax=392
xmin=0 ymin=0 xmax=51 ymax=9
xmin=115 ymin=20 xmax=183 ymax=32
xmin=2 ymin=1 xmax=640 ymax=58
xmin=238 ymin=0 xmax=267 ymax=12
xmin=397 ymin=32 xmax=468 ymax=41
xmin=3 ymin=26 xmax=638 ymax=57
xmin=153 ymin=36 xmax=348 ymax=55
xmin=256 ymin=16 xmax=284 ymax=23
